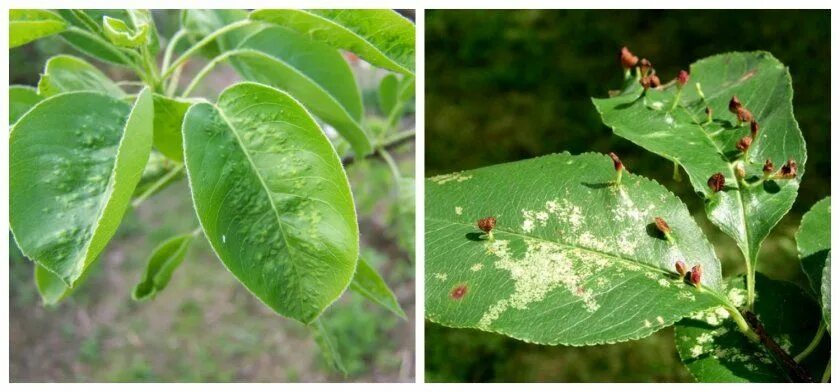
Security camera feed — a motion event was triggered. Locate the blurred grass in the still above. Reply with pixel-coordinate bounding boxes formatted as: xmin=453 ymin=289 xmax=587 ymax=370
xmin=424 ymin=9 xmax=829 ymax=382
xmin=10 ymin=10 xmax=415 ymax=382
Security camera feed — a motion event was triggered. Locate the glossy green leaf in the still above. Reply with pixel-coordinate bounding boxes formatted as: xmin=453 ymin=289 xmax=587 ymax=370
xmin=10 ymin=9 xmax=66 ymax=48
xmin=35 ymin=264 xmax=71 ymax=305
xmin=102 ymin=15 xmax=147 ymax=48
xmin=133 ymin=232 xmax=195 ymax=301
xmin=37 ymin=55 xmax=124 ymax=98
xmin=310 ymin=318 xmax=348 ymax=375
xmin=425 ymin=152 xmax=727 ymax=345
xmin=180 ymin=9 xmax=263 ymax=58
xmin=796 ymin=197 xmax=830 ymax=299
xmin=9 ymin=85 xmax=42 ymax=124
xmin=183 ymin=82 xmax=359 ymax=323
xmin=10 ymin=88 xmax=154 ymax=285
xmin=232 ymin=27 xmax=371 ymax=156
xmin=593 ymin=52 xmax=807 ymax=284
xmin=250 ymin=9 xmax=415 ymax=75
xmin=675 ymin=274 xmax=828 ymax=382
xmin=152 ymin=94 xmax=193 ymax=161
xmin=350 ymin=257 xmax=406 ymax=319
xmin=378 ymin=74 xmax=398 ymax=115
xmin=60 ymin=27 xmax=132 ymax=65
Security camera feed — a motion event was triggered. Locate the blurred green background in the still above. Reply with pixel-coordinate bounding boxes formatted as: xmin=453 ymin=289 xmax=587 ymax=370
xmin=10 ymin=10 xmax=415 ymax=382
xmin=425 ymin=9 xmax=829 ymax=382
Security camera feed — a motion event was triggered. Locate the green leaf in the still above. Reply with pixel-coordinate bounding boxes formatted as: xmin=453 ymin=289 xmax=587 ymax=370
xmin=593 ymin=52 xmax=807 ymax=282
xmin=9 ymin=85 xmax=42 ymax=125
xmin=102 ymin=15 xmax=148 ymax=48
xmin=310 ymin=318 xmax=348 ymax=375
xmin=796 ymin=197 xmax=830 ymax=299
xmin=37 ymin=55 xmax=124 ymax=98
xmin=35 ymin=264 xmax=72 ymax=305
xmin=378 ymin=74 xmax=398 ymax=116
xmin=399 ymin=75 xmax=416 ymax=102
xmin=10 ymin=9 xmax=66 ymax=48
xmin=60 ymin=28 xmax=132 ymax=65
xmin=126 ymin=9 xmax=160 ymax=55
xmin=151 ymin=94 xmax=193 ymax=162
xmin=675 ymin=274 xmax=828 ymax=382
xmin=133 ymin=232 xmax=195 ymax=301
xmin=250 ymin=9 xmax=415 ymax=75
xmin=180 ymin=9 xmax=263 ymax=58
xmin=350 ymin=257 xmax=406 ymax=319
xmin=232 ymin=26 xmax=371 ymax=156
xmin=425 ymin=152 xmax=726 ymax=345
xmin=182 ymin=82 xmax=359 ymax=323
xmin=10 ymin=88 xmax=154 ymax=285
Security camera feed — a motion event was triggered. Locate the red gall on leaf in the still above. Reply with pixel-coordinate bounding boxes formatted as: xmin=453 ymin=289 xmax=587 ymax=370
xmin=779 ymin=159 xmax=797 ymax=179
xmin=750 ymin=120 xmax=759 ymax=138
xmin=450 ymin=284 xmax=468 ymax=300
xmin=608 ymin=152 xmax=624 ymax=172
xmin=649 ymin=74 xmax=661 ymax=88
xmin=707 ymin=172 xmax=725 ymax=193
xmin=729 ymin=96 xmax=742 ymax=114
xmin=477 ymin=217 xmax=496 ymax=234
xmin=675 ymin=260 xmax=687 ymax=277
xmin=677 ymin=70 xmax=689 ymax=87
xmin=619 ymin=46 xmax=639 ymax=69
xmin=736 ymin=136 xmax=752 ymax=153
xmin=736 ymin=106 xmax=754 ymax=123
xmin=690 ymin=265 xmax=702 ymax=288
xmin=640 ymin=76 xmax=651 ymax=91
xmin=654 ymin=217 xmax=671 ymax=235
xmin=763 ymin=159 xmax=775 ymax=176
xmin=639 ymin=58 xmax=651 ymax=77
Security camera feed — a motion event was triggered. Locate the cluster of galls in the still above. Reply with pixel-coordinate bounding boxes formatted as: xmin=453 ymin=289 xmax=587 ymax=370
xmin=620 ymin=47 xmax=660 ymax=91
xmin=675 ymin=260 xmax=703 ymax=288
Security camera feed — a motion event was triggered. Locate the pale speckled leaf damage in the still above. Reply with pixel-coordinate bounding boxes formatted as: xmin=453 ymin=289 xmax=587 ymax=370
xmin=425 ymin=152 xmax=726 ymax=346
xmin=183 ymin=82 xmax=359 ymax=324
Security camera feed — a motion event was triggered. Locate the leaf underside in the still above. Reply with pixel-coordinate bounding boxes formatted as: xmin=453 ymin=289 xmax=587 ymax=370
xmin=183 ymin=82 xmax=359 ymax=324
xmin=350 ymin=257 xmax=406 ymax=319
xmin=425 ymin=152 xmax=725 ymax=346
xmin=133 ymin=233 xmax=195 ymax=300
xmin=675 ymin=274 xmax=828 ymax=382
xmin=593 ymin=52 xmax=806 ymax=269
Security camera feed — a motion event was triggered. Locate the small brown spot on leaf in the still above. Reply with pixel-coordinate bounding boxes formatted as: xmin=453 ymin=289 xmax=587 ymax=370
xmin=708 ymin=173 xmax=725 ymax=193
xmin=654 ymin=217 xmax=671 ymax=235
xmin=779 ymin=159 xmax=797 ymax=179
xmin=763 ymin=159 xmax=775 ymax=175
xmin=451 ymin=284 xmax=468 ymax=300
xmin=736 ymin=136 xmax=752 ymax=152
xmin=477 ymin=216 xmax=496 ymax=233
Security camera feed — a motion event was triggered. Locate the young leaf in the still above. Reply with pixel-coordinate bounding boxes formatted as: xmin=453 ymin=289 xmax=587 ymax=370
xmin=350 ymin=258 xmax=406 ymax=319
xmin=796 ymin=197 xmax=830 ymax=299
xmin=10 ymin=88 xmax=154 ymax=285
xmin=593 ymin=52 xmax=807 ymax=294
xmin=310 ymin=318 xmax=348 ymax=375
xmin=35 ymin=264 xmax=72 ymax=306
xmin=132 ymin=232 xmax=195 ymax=301
xmin=9 ymin=85 xmax=42 ymax=125
xmin=10 ymin=9 xmax=67 ymax=48
xmin=37 ymin=55 xmax=125 ymax=98
xmin=425 ymin=152 xmax=726 ymax=345
xmin=378 ymin=74 xmax=399 ymax=116
xmin=249 ymin=9 xmax=415 ymax=75
xmin=102 ymin=15 xmax=148 ymax=48
xmin=126 ymin=9 xmax=160 ymax=55
xmin=675 ymin=274 xmax=828 ymax=382
xmin=57 ymin=10 xmax=135 ymax=66
xmin=151 ymin=94 xmax=193 ymax=162
xmin=232 ymin=27 xmax=372 ymax=156
xmin=182 ymin=82 xmax=359 ymax=324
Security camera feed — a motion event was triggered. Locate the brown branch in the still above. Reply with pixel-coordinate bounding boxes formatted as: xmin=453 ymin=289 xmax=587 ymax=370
xmin=744 ymin=311 xmax=814 ymax=382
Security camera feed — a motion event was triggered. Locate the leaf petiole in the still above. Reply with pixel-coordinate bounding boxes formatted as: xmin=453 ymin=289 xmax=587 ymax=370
xmin=160 ymin=20 xmax=254 ymax=80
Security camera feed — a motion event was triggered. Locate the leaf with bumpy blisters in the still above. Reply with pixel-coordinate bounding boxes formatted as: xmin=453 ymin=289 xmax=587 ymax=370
xmin=675 ymin=274 xmax=828 ymax=382
xmin=425 ymin=152 xmax=728 ymax=346
xmin=250 ymin=9 xmax=415 ymax=75
xmin=593 ymin=52 xmax=807 ymax=293
xmin=183 ymin=82 xmax=359 ymax=323
xmin=10 ymin=88 xmax=154 ymax=285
